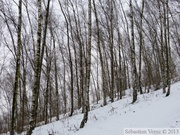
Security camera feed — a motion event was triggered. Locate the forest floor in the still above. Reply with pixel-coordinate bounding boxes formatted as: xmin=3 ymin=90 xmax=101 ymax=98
xmin=8 ymin=82 xmax=180 ymax=135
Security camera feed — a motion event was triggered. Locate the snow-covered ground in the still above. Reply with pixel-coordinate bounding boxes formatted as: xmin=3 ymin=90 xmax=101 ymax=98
xmin=6 ymin=81 xmax=180 ymax=135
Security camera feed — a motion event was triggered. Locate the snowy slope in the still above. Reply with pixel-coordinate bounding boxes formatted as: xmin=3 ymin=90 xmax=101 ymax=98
xmin=22 ymin=82 xmax=180 ymax=135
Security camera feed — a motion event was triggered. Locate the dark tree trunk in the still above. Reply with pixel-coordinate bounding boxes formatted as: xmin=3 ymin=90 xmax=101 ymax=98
xmin=80 ymin=0 xmax=92 ymax=128
xmin=10 ymin=0 xmax=22 ymax=134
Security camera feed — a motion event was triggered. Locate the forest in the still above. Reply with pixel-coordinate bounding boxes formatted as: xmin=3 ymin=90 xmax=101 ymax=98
xmin=0 ymin=0 xmax=180 ymax=134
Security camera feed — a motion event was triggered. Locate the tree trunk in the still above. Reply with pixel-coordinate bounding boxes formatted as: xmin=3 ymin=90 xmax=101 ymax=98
xmin=130 ymin=0 xmax=138 ymax=103
xmin=27 ymin=0 xmax=50 ymax=134
xmin=45 ymin=46 xmax=51 ymax=124
xmin=158 ymin=0 xmax=166 ymax=93
xmin=110 ymin=0 xmax=114 ymax=103
xmin=165 ymin=0 xmax=171 ymax=96
xmin=53 ymin=29 xmax=59 ymax=120
xmin=10 ymin=0 xmax=22 ymax=134
xmin=93 ymin=0 xmax=107 ymax=106
xmin=27 ymin=0 xmax=42 ymax=133
xmin=80 ymin=0 xmax=92 ymax=128
xmin=138 ymin=0 xmax=144 ymax=95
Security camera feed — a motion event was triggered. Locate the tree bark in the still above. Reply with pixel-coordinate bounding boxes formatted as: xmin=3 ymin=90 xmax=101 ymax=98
xmin=27 ymin=0 xmax=51 ymax=134
xmin=80 ymin=0 xmax=92 ymax=128
xmin=165 ymin=0 xmax=171 ymax=96
xmin=93 ymin=0 xmax=107 ymax=106
xmin=130 ymin=0 xmax=138 ymax=103
xmin=138 ymin=0 xmax=144 ymax=95
xmin=110 ymin=0 xmax=114 ymax=103
xmin=10 ymin=0 xmax=22 ymax=134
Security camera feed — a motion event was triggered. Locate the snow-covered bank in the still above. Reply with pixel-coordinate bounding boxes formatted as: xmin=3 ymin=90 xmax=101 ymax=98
xmin=15 ymin=82 xmax=180 ymax=135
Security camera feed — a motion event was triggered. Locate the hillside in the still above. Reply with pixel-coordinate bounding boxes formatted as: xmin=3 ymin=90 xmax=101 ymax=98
xmin=17 ymin=82 xmax=180 ymax=135
xmin=0 ymin=0 xmax=180 ymax=134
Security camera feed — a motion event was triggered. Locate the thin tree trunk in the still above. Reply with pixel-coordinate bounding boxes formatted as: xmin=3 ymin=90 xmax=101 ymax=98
xmin=21 ymin=47 xmax=28 ymax=132
xmin=165 ymin=0 xmax=171 ymax=96
xmin=27 ymin=0 xmax=42 ymax=132
xmin=45 ymin=46 xmax=51 ymax=124
xmin=10 ymin=0 xmax=22 ymax=134
xmin=130 ymin=0 xmax=138 ymax=103
xmin=110 ymin=0 xmax=114 ymax=103
xmin=80 ymin=0 xmax=92 ymax=128
xmin=138 ymin=0 xmax=144 ymax=95
xmin=51 ymin=26 xmax=59 ymax=120
xmin=93 ymin=0 xmax=107 ymax=106
xmin=117 ymin=28 xmax=123 ymax=99
xmin=158 ymin=0 xmax=166 ymax=93
xmin=27 ymin=0 xmax=50 ymax=134
xmin=58 ymin=0 xmax=74 ymax=116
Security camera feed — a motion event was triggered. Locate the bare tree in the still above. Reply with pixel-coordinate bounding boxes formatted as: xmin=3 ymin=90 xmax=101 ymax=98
xmin=92 ymin=0 xmax=107 ymax=106
xmin=27 ymin=0 xmax=51 ymax=134
xmin=10 ymin=0 xmax=22 ymax=134
xmin=130 ymin=0 xmax=138 ymax=103
xmin=80 ymin=0 xmax=92 ymax=128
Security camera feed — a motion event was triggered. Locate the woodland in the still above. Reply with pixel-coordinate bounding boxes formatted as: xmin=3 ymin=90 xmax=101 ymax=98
xmin=0 ymin=0 xmax=179 ymax=134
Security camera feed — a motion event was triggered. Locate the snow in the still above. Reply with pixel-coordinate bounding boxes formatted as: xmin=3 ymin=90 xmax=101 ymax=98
xmin=21 ymin=81 xmax=180 ymax=135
